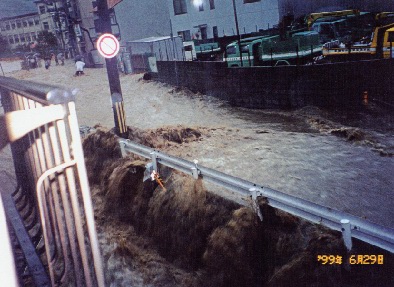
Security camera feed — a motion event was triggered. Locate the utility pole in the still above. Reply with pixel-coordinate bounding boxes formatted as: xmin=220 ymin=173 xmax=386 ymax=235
xmin=96 ymin=0 xmax=127 ymax=137
xmin=232 ymin=0 xmax=243 ymax=67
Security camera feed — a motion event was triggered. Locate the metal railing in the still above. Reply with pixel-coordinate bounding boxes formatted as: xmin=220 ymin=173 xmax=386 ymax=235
xmin=0 ymin=190 xmax=19 ymax=286
xmin=119 ymin=139 xmax=394 ymax=253
xmin=0 ymin=76 xmax=105 ymax=286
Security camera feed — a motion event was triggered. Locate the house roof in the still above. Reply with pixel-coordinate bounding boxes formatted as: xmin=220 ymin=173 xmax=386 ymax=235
xmin=0 ymin=0 xmax=37 ymax=20
xmin=127 ymin=36 xmax=179 ymax=43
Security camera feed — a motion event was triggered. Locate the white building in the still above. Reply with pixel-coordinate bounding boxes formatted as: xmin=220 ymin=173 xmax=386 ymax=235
xmin=115 ymin=0 xmax=394 ymax=44
xmin=0 ymin=12 xmax=41 ymax=50
xmin=168 ymin=0 xmax=280 ymax=41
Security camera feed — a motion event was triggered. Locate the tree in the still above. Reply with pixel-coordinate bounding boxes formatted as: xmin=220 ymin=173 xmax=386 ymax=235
xmin=35 ymin=31 xmax=58 ymax=55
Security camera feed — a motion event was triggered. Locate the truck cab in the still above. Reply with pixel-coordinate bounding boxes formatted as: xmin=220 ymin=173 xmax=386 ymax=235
xmin=371 ymin=24 xmax=394 ymax=59
xmin=322 ymin=22 xmax=394 ymax=61
xmin=224 ymin=35 xmax=279 ymax=67
xmin=311 ymin=18 xmax=352 ymax=44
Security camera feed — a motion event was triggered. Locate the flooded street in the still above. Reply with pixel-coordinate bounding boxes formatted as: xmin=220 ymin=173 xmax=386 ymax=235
xmin=2 ymin=60 xmax=393 ymax=230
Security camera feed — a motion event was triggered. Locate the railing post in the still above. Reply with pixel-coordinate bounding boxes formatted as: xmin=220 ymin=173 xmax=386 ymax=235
xmin=150 ymin=151 xmax=158 ymax=172
xmin=249 ymin=188 xmax=263 ymax=221
xmin=191 ymin=159 xmax=199 ymax=179
xmin=341 ymin=219 xmax=353 ymax=251
xmin=119 ymin=139 xmax=127 ymax=157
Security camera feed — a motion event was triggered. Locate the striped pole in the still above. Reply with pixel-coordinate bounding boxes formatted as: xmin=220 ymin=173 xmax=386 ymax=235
xmin=111 ymin=93 xmax=127 ymax=135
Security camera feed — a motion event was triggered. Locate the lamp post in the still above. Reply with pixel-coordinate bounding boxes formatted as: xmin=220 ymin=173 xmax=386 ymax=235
xmin=231 ymin=0 xmax=243 ymax=66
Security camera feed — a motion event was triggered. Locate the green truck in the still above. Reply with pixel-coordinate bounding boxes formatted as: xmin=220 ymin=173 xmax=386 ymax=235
xmin=224 ymin=31 xmax=322 ymax=67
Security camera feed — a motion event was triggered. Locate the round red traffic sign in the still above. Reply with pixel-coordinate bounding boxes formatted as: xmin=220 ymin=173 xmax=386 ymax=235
xmin=97 ymin=33 xmax=120 ymax=59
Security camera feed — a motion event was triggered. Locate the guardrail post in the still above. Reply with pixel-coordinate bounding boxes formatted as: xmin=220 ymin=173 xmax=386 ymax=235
xmin=250 ymin=188 xmax=263 ymax=221
xmin=341 ymin=219 xmax=353 ymax=251
xmin=119 ymin=140 xmax=127 ymax=157
xmin=150 ymin=151 xmax=158 ymax=172
xmin=191 ymin=159 xmax=199 ymax=179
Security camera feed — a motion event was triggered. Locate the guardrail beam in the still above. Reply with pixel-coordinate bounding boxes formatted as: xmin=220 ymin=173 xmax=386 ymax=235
xmin=118 ymin=138 xmax=394 ymax=253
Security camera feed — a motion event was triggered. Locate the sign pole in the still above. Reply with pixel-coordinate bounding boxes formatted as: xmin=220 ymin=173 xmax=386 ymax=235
xmin=96 ymin=0 xmax=127 ymax=137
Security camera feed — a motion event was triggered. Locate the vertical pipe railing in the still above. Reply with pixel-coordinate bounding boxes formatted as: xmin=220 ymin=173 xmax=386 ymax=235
xmin=0 ymin=76 xmax=105 ymax=286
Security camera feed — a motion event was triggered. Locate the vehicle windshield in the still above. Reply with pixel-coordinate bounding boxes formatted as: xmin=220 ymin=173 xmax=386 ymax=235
xmin=334 ymin=20 xmax=350 ymax=36
xmin=240 ymin=44 xmax=249 ymax=53
xmin=226 ymin=45 xmax=236 ymax=55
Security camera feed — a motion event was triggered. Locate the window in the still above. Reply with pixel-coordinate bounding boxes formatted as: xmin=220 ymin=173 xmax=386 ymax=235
xmin=226 ymin=46 xmax=236 ymax=55
xmin=23 ymin=21 xmax=28 ymax=27
xmin=210 ymin=0 xmax=215 ymax=10
xmin=213 ymin=26 xmax=218 ymax=40
xmin=173 ymin=0 xmax=187 ymax=15
xmin=16 ymin=21 xmax=21 ymax=28
xmin=25 ymin=33 xmax=31 ymax=42
xmin=34 ymin=18 xmax=40 ymax=25
xmin=28 ymin=19 xmax=34 ymax=26
xmin=178 ymin=30 xmax=191 ymax=41
xmin=241 ymin=44 xmax=249 ymax=53
xmin=11 ymin=23 xmax=16 ymax=29
xmin=6 ymin=23 xmax=10 ymax=30
xmin=388 ymin=32 xmax=394 ymax=43
xmin=31 ymin=32 xmax=36 ymax=40
xmin=198 ymin=3 xmax=204 ymax=11
xmin=43 ymin=22 xmax=49 ymax=30
xmin=200 ymin=26 xmax=207 ymax=39
xmin=20 ymin=34 xmax=25 ymax=42
xmin=244 ymin=0 xmax=261 ymax=3
xmin=39 ymin=6 xmax=46 ymax=14
xmin=1 ymin=25 xmax=5 ymax=31
xmin=8 ymin=36 xmax=14 ymax=44
xmin=14 ymin=35 xmax=19 ymax=43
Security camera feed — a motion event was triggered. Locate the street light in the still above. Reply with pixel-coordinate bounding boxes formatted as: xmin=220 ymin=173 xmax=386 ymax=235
xmin=231 ymin=0 xmax=243 ymax=66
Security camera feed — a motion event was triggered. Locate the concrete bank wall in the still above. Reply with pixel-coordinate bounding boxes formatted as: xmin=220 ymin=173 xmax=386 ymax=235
xmin=156 ymin=60 xmax=394 ymax=109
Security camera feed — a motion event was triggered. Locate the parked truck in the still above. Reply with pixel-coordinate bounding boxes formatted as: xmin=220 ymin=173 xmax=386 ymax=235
xmin=224 ymin=31 xmax=321 ymax=67
xmin=306 ymin=10 xmax=375 ymax=44
xmin=322 ymin=22 xmax=394 ymax=62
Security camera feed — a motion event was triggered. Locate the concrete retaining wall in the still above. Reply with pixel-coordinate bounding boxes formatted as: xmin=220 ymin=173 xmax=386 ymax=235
xmin=156 ymin=60 xmax=394 ymax=109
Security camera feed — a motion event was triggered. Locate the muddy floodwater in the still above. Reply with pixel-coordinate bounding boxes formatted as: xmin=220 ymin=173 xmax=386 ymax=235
xmin=1 ymin=59 xmax=393 ymax=229
xmin=1 ymin=59 xmax=393 ymax=286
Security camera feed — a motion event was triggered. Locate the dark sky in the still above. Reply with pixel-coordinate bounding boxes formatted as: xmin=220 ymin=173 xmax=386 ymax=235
xmin=0 ymin=0 xmax=37 ymax=19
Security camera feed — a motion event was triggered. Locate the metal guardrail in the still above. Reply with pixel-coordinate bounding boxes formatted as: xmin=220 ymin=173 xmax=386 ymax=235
xmin=119 ymin=139 xmax=394 ymax=253
xmin=0 ymin=185 xmax=19 ymax=287
xmin=0 ymin=76 xmax=105 ymax=286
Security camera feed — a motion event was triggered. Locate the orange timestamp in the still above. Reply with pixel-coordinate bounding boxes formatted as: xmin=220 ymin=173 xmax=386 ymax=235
xmin=348 ymin=254 xmax=384 ymax=265
xmin=317 ymin=255 xmax=384 ymax=265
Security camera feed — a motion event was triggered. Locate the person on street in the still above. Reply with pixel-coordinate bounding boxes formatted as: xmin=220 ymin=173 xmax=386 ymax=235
xmin=44 ymin=55 xmax=51 ymax=69
xmin=52 ymin=53 xmax=58 ymax=65
xmin=75 ymin=59 xmax=85 ymax=76
xmin=57 ymin=53 xmax=65 ymax=66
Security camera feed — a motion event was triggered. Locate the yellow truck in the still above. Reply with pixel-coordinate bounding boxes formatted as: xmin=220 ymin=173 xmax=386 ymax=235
xmin=322 ymin=22 xmax=394 ymax=61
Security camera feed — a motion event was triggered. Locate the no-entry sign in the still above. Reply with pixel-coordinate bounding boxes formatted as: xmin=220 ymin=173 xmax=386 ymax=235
xmin=97 ymin=33 xmax=120 ymax=59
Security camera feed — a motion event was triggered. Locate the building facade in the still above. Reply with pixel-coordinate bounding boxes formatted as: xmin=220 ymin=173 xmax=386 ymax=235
xmin=0 ymin=12 xmax=41 ymax=50
xmin=168 ymin=0 xmax=280 ymax=41
xmin=114 ymin=0 xmax=171 ymax=45
xmin=34 ymin=0 xmax=84 ymax=57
